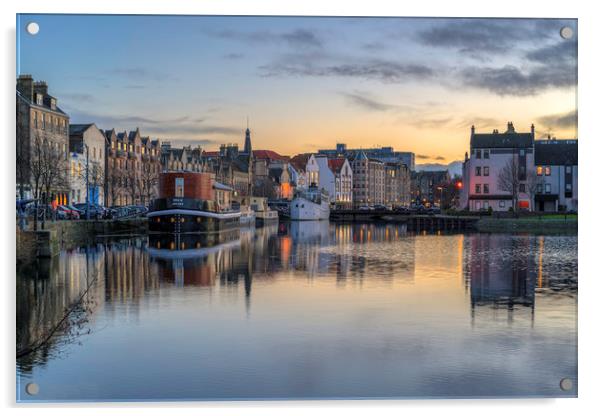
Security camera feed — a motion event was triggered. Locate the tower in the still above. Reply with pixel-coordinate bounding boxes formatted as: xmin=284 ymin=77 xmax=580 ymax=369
xmin=244 ymin=117 xmax=252 ymax=155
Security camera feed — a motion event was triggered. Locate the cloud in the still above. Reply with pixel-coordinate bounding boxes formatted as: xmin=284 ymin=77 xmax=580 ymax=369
xmin=536 ymin=110 xmax=577 ymax=130
xmin=339 ymin=92 xmax=401 ymax=112
xmin=205 ymin=28 xmax=322 ymax=48
xmin=459 ymin=64 xmax=576 ymax=96
xmin=526 ymin=39 xmax=577 ymax=65
xmin=416 ymin=154 xmax=447 ymax=161
xmin=416 ymin=19 xmax=571 ymax=56
xmin=416 ymin=154 xmax=431 ymax=160
xmin=408 ymin=117 xmax=454 ymax=129
xmin=260 ymin=58 xmax=434 ymax=84
xmin=223 ymin=53 xmax=244 ymax=60
xmin=456 ymin=117 xmax=500 ymax=130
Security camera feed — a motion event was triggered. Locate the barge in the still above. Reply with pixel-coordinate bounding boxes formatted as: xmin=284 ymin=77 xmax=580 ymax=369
xmin=149 ymin=172 xmax=240 ymax=233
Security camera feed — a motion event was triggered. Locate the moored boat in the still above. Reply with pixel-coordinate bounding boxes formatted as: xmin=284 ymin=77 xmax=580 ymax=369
xmin=148 ymin=172 xmax=240 ymax=233
xmin=290 ymin=186 xmax=330 ymax=220
xmin=239 ymin=205 xmax=256 ymax=226
xmin=249 ymin=196 xmax=279 ymax=226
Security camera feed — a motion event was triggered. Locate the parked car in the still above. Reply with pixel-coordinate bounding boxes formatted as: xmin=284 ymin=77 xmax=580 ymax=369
xmin=58 ymin=205 xmax=80 ymax=219
xmin=358 ymin=205 xmax=372 ymax=211
xmin=394 ymin=206 xmax=410 ymax=214
xmin=73 ymin=203 xmax=105 ymax=219
xmin=373 ymin=204 xmax=387 ymax=211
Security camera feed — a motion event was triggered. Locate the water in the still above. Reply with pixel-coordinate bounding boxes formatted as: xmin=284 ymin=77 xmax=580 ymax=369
xmin=16 ymin=223 xmax=577 ymax=401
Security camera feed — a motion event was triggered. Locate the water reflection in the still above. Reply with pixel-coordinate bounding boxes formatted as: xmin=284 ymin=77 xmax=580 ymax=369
xmin=16 ymin=225 xmax=577 ymax=400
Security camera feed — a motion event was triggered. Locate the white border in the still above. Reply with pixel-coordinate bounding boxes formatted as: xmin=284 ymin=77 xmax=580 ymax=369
xmin=2 ymin=1 xmax=601 ymax=415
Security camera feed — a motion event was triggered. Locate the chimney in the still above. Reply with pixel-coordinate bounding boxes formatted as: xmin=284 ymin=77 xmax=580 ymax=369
xmin=506 ymin=121 xmax=515 ymax=133
xmin=16 ymin=74 xmax=34 ymax=101
xmin=531 ymin=123 xmax=535 ymax=137
xmin=471 ymin=125 xmax=475 ymax=136
xmin=33 ymin=80 xmax=48 ymax=96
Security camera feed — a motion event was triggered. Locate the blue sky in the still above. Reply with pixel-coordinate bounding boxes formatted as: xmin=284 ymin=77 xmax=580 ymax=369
xmin=17 ymin=15 xmax=577 ymax=162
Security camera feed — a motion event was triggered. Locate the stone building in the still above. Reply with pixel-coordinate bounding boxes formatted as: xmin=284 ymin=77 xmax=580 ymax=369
xmin=384 ymin=162 xmax=411 ymax=207
xmin=161 ymin=142 xmax=204 ymax=172
xmin=411 ymin=170 xmax=451 ymax=207
xmin=349 ymin=150 xmax=385 ymax=207
xmin=252 ymin=149 xmax=292 ymax=199
xmin=68 ymin=123 xmax=106 ymax=205
xmin=204 ymin=143 xmax=253 ymax=200
xmin=104 ymin=128 xmax=161 ymax=206
xmin=319 ymin=143 xmax=415 ymax=171
xmin=16 ymin=75 xmax=70 ymax=204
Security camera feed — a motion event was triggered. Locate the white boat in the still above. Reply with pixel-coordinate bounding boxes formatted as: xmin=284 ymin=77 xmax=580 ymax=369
xmin=239 ymin=206 xmax=256 ymax=226
xmin=290 ymin=186 xmax=330 ymax=221
xmin=249 ymin=197 xmax=279 ymax=226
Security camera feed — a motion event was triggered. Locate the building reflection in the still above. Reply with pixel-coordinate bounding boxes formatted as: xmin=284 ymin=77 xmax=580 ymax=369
xmin=464 ymin=234 xmax=537 ymax=323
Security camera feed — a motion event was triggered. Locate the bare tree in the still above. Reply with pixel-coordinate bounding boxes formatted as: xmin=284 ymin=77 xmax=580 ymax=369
xmin=105 ymin=160 xmax=124 ymax=207
xmin=126 ymin=165 xmax=140 ymax=205
xmin=497 ymin=156 xmax=521 ymax=212
xmin=526 ymin=170 xmax=543 ymax=212
xmin=139 ymin=163 xmax=159 ymax=206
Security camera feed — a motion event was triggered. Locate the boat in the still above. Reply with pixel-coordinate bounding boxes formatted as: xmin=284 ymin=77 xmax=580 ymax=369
xmin=249 ymin=196 xmax=279 ymax=226
xmin=290 ymin=186 xmax=330 ymax=220
xmin=239 ymin=205 xmax=256 ymax=226
xmin=148 ymin=171 xmax=240 ymax=233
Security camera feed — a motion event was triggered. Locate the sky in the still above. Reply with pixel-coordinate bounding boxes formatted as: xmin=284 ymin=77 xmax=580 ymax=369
xmin=17 ymin=15 xmax=577 ymax=163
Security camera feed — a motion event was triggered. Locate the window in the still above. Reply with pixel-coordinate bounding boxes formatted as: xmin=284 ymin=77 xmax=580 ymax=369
xmin=545 ymin=184 xmax=551 ymax=194
xmin=175 ymin=178 xmax=184 ymax=197
xmin=475 ymin=167 xmax=481 ymax=176
xmin=537 ymin=166 xmax=543 ymax=176
xmin=41 ymin=114 xmax=46 ymax=130
xmin=545 ymin=166 xmax=551 ymax=176
xmin=566 ymin=183 xmax=572 ymax=191
xmin=33 ymin=112 xmax=38 ymax=129
xmin=566 ymin=165 xmax=572 ymax=174
xmin=476 ymin=149 xmax=481 ymax=159
xmin=483 ymin=167 xmax=489 ymax=176
xmin=36 ymin=94 xmax=43 ymax=105
xmin=499 ymin=200 xmax=505 ymax=208
xmin=484 ymin=149 xmax=490 ymax=159
xmin=475 ymin=184 xmax=481 ymax=194
xmin=483 ymin=201 xmax=489 ymax=209
xmin=519 ymin=149 xmax=525 ymax=156
xmin=519 ymin=183 xmax=525 ymax=192
xmin=537 ymin=184 xmax=543 ymax=194
xmin=483 ymin=184 xmax=489 ymax=194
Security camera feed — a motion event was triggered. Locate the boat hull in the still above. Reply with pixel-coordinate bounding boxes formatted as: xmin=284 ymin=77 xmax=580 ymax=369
xmin=148 ymin=208 xmax=240 ymax=234
xmin=290 ymin=197 xmax=330 ymax=220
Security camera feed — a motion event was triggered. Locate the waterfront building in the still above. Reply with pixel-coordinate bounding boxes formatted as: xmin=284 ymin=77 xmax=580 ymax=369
xmin=288 ymin=153 xmax=312 ymax=189
xmin=16 ymin=75 xmax=70 ymax=203
xmin=160 ymin=142 xmax=204 ymax=172
xmin=252 ymin=149 xmax=293 ymax=199
xmin=203 ymin=143 xmax=253 ymax=200
xmin=411 ymin=170 xmax=451 ymax=207
xmin=384 ymin=162 xmax=411 ymax=208
xmin=319 ymin=143 xmax=415 ymax=171
xmin=460 ymin=122 xmax=535 ymax=212
xmin=314 ymin=155 xmax=353 ymax=208
xmin=349 ymin=150 xmax=385 ymax=207
xmin=104 ymin=128 xmax=161 ymax=206
xmin=68 ymin=124 xmax=106 ymax=205
xmin=533 ymin=138 xmax=578 ymax=212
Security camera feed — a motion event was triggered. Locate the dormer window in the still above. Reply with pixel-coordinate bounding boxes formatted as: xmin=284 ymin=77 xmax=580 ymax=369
xmin=36 ymin=93 xmax=43 ymax=106
xmin=50 ymin=98 xmax=56 ymax=110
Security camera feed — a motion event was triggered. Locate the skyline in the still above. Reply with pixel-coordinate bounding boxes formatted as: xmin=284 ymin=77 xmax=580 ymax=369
xmin=17 ymin=15 xmax=577 ymax=163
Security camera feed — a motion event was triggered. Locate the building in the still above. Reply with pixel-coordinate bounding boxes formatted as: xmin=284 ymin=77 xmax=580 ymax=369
xmin=203 ymin=143 xmax=253 ymax=200
xmin=533 ymin=139 xmax=578 ymax=212
xmin=319 ymin=143 xmax=415 ymax=171
xmin=68 ymin=124 xmax=107 ymax=205
xmin=288 ymin=153 xmax=312 ymax=189
xmin=161 ymin=142 xmax=204 ymax=172
xmin=349 ymin=150 xmax=385 ymax=207
xmin=313 ymin=156 xmax=353 ymax=208
xmin=411 ymin=170 xmax=451 ymax=207
xmin=252 ymin=149 xmax=292 ymax=199
xmin=104 ymin=128 xmax=161 ymax=206
xmin=384 ymin=162 xmax=411 ymax=207
xmin=16 ymin=75 xmax=70 ymax=204
xmin=461 ymin=122 xmax=535 ymax=211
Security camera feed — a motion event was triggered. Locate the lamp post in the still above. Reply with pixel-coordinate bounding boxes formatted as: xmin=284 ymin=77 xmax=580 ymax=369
xmin=84 ymin=143 xmax=90 ymax=220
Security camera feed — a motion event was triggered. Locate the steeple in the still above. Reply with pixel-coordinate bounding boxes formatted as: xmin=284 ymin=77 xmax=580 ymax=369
xmin=244 ymin=117 xmax=252 ymax=155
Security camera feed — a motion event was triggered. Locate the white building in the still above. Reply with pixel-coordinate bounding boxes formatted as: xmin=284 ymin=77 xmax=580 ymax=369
xmin=314 ymin=155 xmax=353 ymax=208
xmin=533 ymin=139 xmax=578 ymax=212
xmin=69 ymin=124 xmax=106 ymax=205
xmin=461 ymin=122 xmax=535 ymax=212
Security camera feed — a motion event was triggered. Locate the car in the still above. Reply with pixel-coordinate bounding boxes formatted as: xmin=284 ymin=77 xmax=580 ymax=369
xmin=58 ymin=205 xmax=80 ymax=219
xmin=394 ymin=206 xmax=410 ymax=214
xmin=358 ymin=205 xmax=372 ymax=211
xmin=373 ymin=204 xmax=387 ymax=211
xmin=73 ymin=203 xmax=105 ymax=219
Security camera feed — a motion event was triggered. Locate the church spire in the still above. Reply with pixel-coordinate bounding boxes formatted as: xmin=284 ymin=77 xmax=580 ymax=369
xmin=244 ymin=117 xmax=252 ymax=155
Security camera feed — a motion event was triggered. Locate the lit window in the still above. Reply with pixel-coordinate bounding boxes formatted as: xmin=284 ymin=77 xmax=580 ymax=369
xmin=545 ymin=166 xmax=551 ymax=176
xmin=537 ymin=166 xmax=543 ymax=176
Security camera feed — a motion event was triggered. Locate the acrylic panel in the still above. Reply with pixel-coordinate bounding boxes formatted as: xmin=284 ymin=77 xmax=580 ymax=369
xmin=15 ymin=14 xmax=578 ymax=402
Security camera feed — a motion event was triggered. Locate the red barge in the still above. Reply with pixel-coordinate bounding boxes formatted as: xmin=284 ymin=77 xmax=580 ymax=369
xmin=148 ymin=172 xmax=240 ymax=233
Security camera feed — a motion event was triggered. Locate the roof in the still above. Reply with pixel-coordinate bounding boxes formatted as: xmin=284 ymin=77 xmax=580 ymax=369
xmin=253 ymin=150 xmax=288 ymax=161
xmin=213 ymin=181 xmax=233 ymax=191
xmin=353 ymin=150 xmax=368 ymax=161
xmin=16 ymin=90 xmax=69 ymax=116
xmin=203 ymin=151 xmax=220 ymax=158
xmin=327 ymin=158 xmax=346 ymax=173
xmin=69 ymin=124 xmax=94 ymax=136
xmin=471 ymin=132 xmax=534 ymax=149
xmin=534 ymin=140 xmax=578 ymax=165
xmin=289 ymin=153 xmax=311 ymax=171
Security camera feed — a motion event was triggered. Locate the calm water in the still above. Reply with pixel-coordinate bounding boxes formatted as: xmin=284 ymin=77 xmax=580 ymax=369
xmin=16 ymin=223 xmax=577 ymax=401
